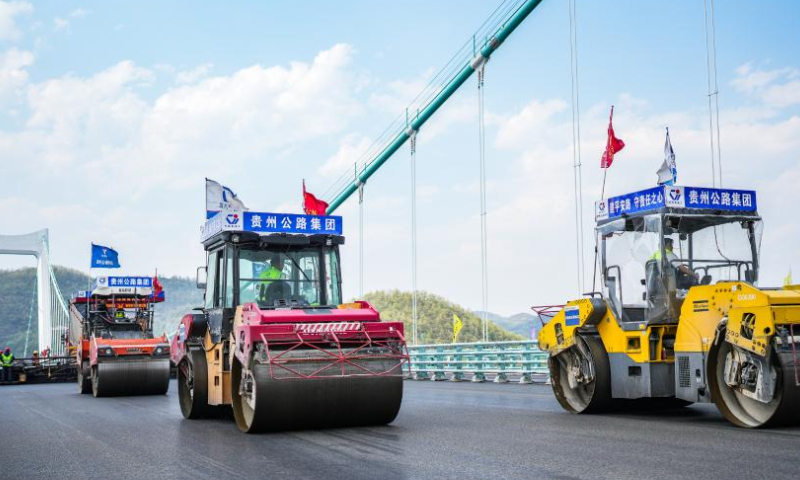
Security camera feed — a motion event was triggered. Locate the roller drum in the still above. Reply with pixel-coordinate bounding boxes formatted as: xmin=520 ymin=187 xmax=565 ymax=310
xmin=710 ymin=340 xmax=800 ymax=428
xmin=233 ymin=352 xmax=404 ymax=433
xmin=92 ymin=358 xmax=170 ymax=397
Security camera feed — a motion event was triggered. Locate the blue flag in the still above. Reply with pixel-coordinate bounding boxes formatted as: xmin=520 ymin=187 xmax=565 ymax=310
xmin=91 ymin=243 xmax=120 ymax=269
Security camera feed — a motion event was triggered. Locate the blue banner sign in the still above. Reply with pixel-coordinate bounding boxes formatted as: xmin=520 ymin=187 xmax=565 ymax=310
xmin=202 ymin=210 xmax=343 ymax=241
xmin=96 ymin=276 xmax=153 ymax=288
xmin=670 ymin=186 xmax=756 ymax=212
xmin=596 ymin=186 xmax=664 ymax=221
xmin=596 ymin=185 xmax=757 ymax=221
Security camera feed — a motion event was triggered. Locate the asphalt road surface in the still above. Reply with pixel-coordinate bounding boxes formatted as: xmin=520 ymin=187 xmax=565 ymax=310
xmin=2 ymin=380 xmax=799 ymax=480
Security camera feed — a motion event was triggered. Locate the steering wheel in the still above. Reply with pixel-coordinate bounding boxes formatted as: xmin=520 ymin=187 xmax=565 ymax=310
xmin=675 ymin=267 xmax=700 ymax=289
xmin=263 ymin=281 xmax=292 ymax=304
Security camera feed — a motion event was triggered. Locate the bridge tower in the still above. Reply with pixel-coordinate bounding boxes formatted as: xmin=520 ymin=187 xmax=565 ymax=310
xmin=0 ymin=229 xmax=70 ymax=356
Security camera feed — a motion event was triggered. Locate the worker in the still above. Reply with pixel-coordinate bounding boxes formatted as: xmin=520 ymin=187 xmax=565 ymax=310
xmin=258 ymin=255 xmax=286 ymax=301
xmin=32 ymin=350 xmax=39 ymax=366
xmin=1 ymin=347 xmax=15 ymax=382
xmin=115 ymin=308 xmax=126 ymax=320
xmin=651 ymin=237 xmax=699 ymax=289
xmin=260 ymin=255 xmax=285 ymax=281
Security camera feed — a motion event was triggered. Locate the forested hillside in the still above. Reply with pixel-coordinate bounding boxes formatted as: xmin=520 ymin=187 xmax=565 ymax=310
xmin=363 ymin=290 xmax=523 ymax=344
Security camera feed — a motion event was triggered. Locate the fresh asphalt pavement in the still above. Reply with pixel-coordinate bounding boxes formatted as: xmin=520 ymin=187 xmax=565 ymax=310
xmin=1 ymin=379 xmax=799 ymax=480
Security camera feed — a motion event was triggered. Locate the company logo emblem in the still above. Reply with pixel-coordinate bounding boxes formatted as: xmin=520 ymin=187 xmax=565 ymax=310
xmin=226 ymin=213 xmax=240 ymax=225
xmin=598 ymin=201 xmax=606 ymax=212
xmin=669 ymin=188 xmax=681 ymax=202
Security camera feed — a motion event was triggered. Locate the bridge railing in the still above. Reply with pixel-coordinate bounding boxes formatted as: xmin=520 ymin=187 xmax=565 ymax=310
xmin=406 ymin=341 xmax=550 ymax=384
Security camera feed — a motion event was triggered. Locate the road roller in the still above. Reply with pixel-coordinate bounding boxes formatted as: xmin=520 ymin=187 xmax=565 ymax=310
xmin=538 ymin=185 xmax=800 ymax=428
xmin=69 ymin=275 xmax=170 ymax=397
xmin=171 ymin=209 xmax=408 ymax=433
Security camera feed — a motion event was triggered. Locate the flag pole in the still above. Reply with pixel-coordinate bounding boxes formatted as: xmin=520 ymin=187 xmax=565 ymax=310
xmin=600 ymin=168 xmax=608 ymax=199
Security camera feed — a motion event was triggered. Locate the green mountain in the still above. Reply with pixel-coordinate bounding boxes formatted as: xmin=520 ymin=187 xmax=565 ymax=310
xmin=475 ymin=311 xmax=539 ymax=340
xmin=363 ymin=290 xmax=523 ymax=344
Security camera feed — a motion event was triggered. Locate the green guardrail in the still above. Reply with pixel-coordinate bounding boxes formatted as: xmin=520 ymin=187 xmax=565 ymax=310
xmin=406 ymin=341 xmax=549 ymax=384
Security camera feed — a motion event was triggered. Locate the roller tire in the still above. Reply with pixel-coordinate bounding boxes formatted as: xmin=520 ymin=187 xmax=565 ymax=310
xmin=78 ymin=360 xmax=91 ymax=394
xmin=179 ymin=349 xmax=214 ymax=419
xmin=549 ymin=335 xmax=613 ymax=414
xmin=91 ymin=366 xmax=101 ymax=398
xmin=708 ymin=338 xmax=800 ymax=428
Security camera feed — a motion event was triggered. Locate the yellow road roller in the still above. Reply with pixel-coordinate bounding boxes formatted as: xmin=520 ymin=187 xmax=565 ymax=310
xmin=538 ymin=185 xmax=800 ymax=428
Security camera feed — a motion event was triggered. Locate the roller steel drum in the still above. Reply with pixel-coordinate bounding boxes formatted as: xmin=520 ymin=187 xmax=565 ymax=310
xmin=232 ymin=348 xmax=404 ymax=433
xmin=709 ymin=341 xmax=800 ymax=428
xmin=92 ymin=359 xmax=170 ymax=397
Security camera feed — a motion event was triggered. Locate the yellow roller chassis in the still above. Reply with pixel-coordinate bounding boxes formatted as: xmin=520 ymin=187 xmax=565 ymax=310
xmin=539 ymin=282 xmax=800 ymax=427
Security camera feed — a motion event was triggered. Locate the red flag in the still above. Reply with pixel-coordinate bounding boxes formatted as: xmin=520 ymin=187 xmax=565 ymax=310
xmin=153 ymin=276 xmax=163 ymax=296
xmin=600 ymin=106 xmax=625 ymax=168
xmin=303 ymin=180 xmax=329 ymax=215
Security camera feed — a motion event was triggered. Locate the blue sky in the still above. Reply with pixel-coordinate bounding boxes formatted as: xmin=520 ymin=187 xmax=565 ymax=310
xmin=1 ymin=0 xmax=799 ymax=316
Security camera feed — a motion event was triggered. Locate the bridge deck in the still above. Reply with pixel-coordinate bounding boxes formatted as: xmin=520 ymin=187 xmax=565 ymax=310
xmin=2 ymin=381 xmax=799 ymax=479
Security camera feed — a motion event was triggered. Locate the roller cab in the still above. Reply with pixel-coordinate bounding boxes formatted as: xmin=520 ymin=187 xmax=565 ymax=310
xmin=69 ymin=276 xmax=170 ymax=397
xmin=172 ymin=210 xmax=408 ymax=432
xmin=539 ymin=185 xmax=800 ymax=427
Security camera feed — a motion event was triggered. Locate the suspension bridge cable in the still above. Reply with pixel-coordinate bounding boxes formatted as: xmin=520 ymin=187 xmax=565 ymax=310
xmin=410 ymin=131 xmax=419 ymax=345
xmin=358 ymin=175 xmax=365 ymax=298
xmin=703 ymin=0 xmax=723 ymax=187
xmin=23 ymin=274 xmax=37 ymax=357
xmin=477 ymin=63 xmax=489 ymax=342
xmin=568 ymin=0 xmax=585 ymax=294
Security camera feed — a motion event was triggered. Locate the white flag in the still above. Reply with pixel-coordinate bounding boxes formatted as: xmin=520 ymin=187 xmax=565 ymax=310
xmin=657 ymin=128 xmax=677 ymax=186
xmin=206 ymin=178 xmax=247 ymax=218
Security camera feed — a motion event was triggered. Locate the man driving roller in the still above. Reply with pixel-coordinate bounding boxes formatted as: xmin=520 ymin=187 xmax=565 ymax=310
xmin=651 ymin=237 xmax=699 ymax=288
xmin=260 ymin=254 xmax=285 ymax=282
xmin=257 ymin=254 xmax=286 ymax=302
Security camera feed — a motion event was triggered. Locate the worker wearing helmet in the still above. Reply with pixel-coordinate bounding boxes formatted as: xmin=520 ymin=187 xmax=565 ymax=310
xmin=651 ymin=238 xmax=699 ymax=288
xmin=258 ymin=255 xmax=286 ymax=301
xmin=1 ymin=347 xmax=15 ymax=382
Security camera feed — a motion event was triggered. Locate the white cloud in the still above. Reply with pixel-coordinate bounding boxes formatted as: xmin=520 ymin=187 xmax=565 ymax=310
xmin=0 ymin=1 xmax=32 ymax=41
xmin=318 ymin=134 xmax=374 ymax=176
xmin=0 ymin=44 xmax=370 ymax=278
xmin=731 ymin=62 xmax=800 ymax=109
xmin=53 ymin=7 xmax=89 ymax=31
xmin=175 ymin=63 xmax=213 ymax=84
xmin=0 ymin=47 xmax=33 ymax=98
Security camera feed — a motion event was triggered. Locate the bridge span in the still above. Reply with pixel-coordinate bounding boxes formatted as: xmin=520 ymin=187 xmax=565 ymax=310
xmin=1 ymin=381 xmax=799 ymax=480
